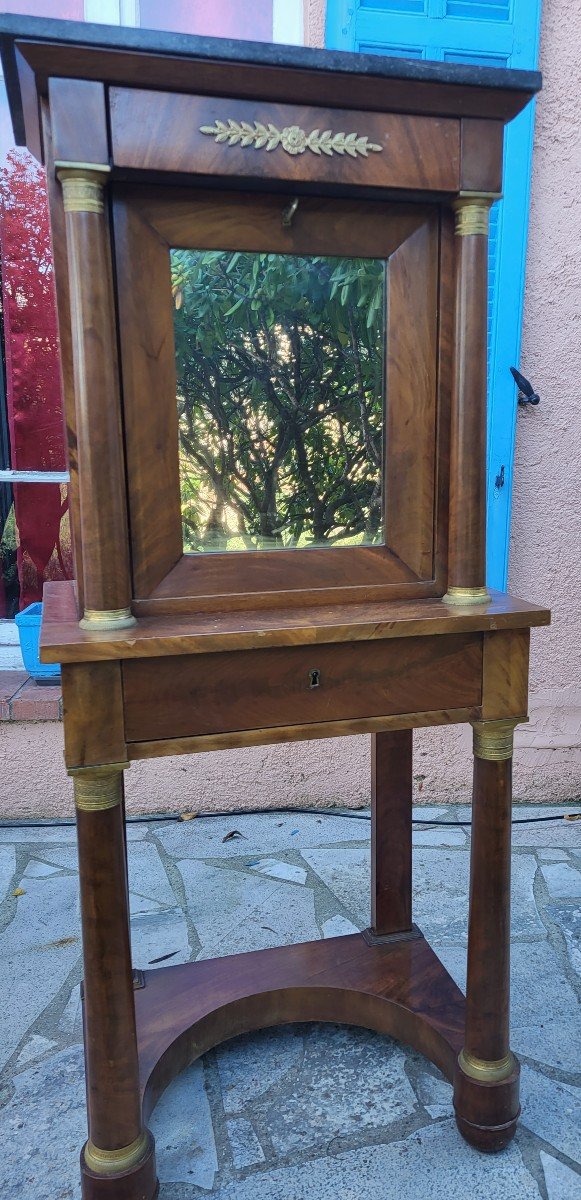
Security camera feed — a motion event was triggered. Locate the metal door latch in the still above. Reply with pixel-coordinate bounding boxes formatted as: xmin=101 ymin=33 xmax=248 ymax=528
xmin=510 ymin=366 xmax=540 ymax=407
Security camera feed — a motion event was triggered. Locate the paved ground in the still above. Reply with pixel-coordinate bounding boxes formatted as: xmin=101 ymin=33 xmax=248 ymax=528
xmin=0 ymin=804 xmax=580 ymax=1199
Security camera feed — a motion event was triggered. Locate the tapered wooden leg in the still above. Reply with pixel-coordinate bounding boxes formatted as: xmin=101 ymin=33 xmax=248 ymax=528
xmin=367 ymin=729 xmax=414 ymax=941
xmin=454 ymin=719 xmax=520 ymax=1152
xmin=72 ymin=765 xmax=158 ymax=1199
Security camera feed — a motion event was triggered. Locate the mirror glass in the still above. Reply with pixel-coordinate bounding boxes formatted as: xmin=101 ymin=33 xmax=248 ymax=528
xmin=171 ymin=249 xmax=386 ymax=554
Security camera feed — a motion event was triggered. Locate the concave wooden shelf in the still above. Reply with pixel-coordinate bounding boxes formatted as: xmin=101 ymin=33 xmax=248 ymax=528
xmin=41 ymin=579 xmax=550 ymax=664
xmin=134 ymin=931 xmax=466 ymax=1123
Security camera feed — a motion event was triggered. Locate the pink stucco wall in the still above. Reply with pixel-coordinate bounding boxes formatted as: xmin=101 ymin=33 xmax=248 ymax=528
xmin=0 ymin=0 xmax=579 ymax=819
xmin=508 ymin=0 xmax=581 ymax=793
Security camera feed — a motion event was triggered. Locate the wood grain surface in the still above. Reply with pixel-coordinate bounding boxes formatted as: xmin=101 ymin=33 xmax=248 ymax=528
xmin=122 ymin=633 xmax=483 ymax=742
xmin=110 ymin=89 xmax=460 ymax=193
xmin=448 ymin=225 xmax=489 ymax=591
xmin=371 ymin=729 xmax=413 ymax=936
xmin=40 ymin=580 xmax=550 ymax=664
xmin=134 ymin=932 xmax=466 ymax=1121
xmin=48 ymin=76 xmax=108 ymax=165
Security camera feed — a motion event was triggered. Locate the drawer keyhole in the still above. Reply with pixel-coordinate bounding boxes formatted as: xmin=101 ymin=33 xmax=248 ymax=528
xmin=309 ymin=669 xmax=321 ymax=689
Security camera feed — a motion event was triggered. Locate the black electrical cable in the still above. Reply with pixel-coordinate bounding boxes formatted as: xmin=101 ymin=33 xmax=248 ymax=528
xmin=0 ymin=806 xmax=578 ymax=831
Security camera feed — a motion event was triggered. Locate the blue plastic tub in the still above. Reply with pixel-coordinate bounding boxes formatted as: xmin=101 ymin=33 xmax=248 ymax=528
xmin=14 ymin=602 xmax=61 ymax=682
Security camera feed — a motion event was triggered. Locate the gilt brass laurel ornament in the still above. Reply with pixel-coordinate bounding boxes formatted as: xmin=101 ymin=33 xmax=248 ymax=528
xmin=200 ymin=119 xmax=383 ymax=159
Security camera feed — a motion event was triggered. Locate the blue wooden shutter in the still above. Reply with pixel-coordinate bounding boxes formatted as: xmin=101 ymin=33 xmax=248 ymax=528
xmin=326 ymin=0 xmax=542 ymax=589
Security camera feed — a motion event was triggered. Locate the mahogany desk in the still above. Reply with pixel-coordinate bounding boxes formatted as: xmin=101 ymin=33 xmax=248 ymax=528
xmin=0 ymin=16 xmax=549 ymax=1199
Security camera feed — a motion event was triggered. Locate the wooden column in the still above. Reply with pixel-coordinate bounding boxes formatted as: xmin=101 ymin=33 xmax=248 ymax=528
xmin=444 ymin=195 xmax=493 ymax=606
xmin=369 ymin=730 xmax=413 ymax=939
xmin=454 ymin=718 xmax=520 ymax=1152
xmin=57 ymin=165 xmax=135 ymax=630
xmin=72 ymin=764 xmax=157 ymax=1198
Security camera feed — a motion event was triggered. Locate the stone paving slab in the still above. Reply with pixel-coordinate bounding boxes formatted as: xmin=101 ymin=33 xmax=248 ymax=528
xmin=206 ymin=1122 xmax=543 ymax=1200
xmin=1 ymin=875 xmax=81 ymax=1072
xmin=541 ymin=1151 xmax=581 ymax=1199
xmin=0 ymin=843 xmax=16 ymax=901
xmin=0 ymin=821 xmax=148 ymax=843
xmin=0 ymin=805 xmax=579 ymax=1200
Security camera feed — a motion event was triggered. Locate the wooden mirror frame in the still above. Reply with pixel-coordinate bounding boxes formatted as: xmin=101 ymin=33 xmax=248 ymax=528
xmin=113 ymin=188 xmax=452 ymax=615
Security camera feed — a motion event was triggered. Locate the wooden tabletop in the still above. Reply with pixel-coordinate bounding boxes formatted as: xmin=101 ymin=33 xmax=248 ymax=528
xmin=40 ymin=580 xmax=550 ymax=665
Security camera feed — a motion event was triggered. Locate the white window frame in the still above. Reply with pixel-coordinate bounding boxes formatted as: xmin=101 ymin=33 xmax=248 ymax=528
xmin=84 ymin=1 xmax=139 ymax=24
xmin=273 ymin=0 xmax=304 ymax=45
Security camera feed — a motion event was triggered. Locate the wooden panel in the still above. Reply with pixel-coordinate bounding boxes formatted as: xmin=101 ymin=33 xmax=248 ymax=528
xmin=48 ymin=76 xmax=108 ymax=164
xmin=40 ymin=579 xmax=551 ymax=665
xmin=137 ymin=935 xmax=466 ymax=1127
xmin=386 ymin=216 xmax=438 ymax=578
xmin=123 ymin=634 xmax=482 ymax=742
xmin=148 ymin=547 xmax=423 ymax=613
xmin=12 ymin=39 xmax=540 ymax=175
xmin=127 ymin=707 xmax=475 ymax=760
xmin=112 ymin=197 xmax=183 ymax=597
xmin=61 ymin=660 xmax=126 ymax=768
xmin=136 ymin=935 xmax=466 ymax=1120
xmin=110 ymin=89 xmax=460 ymax=193
xmin=481 ymin=628 xmax=529 ymax=720
xmin=131 ymin=188 xmax=430 ymax=259
xmin=460 ymin=118 xmax=504 ymax=195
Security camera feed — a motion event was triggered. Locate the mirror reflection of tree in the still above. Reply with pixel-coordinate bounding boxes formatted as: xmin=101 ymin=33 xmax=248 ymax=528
xmin=171 ymin=249 xmax=385 ymax=553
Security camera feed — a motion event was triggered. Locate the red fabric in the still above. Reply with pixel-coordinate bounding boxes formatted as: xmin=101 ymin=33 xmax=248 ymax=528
xmin=0 ymin=150 xmax=71 ymax=609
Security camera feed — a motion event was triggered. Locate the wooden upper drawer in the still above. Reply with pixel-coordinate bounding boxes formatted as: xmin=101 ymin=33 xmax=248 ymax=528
xmin=109 ymin=89 xmax=460 ymax=193
xmin=122 ymin=633 xmax=482 ymax=743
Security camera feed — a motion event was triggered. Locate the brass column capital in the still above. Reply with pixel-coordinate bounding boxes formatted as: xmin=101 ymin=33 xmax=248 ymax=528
xmin=453 ymin=194 xmax=494 ymax=237
xmin=56 ymin=162 xmax=111 ymax=214
xmin=471 ymin=718 xmax=521 ymax=762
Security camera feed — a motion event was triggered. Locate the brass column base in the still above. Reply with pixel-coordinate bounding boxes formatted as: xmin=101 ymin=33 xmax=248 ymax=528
xmin=458 ymin=1048 xmax=516 ymax=1083
xmin=80 ymin=1129 xmax=158 ymax=1200
xmin=80 ymin=607 xmax=136 ymax=630
xmin=442 ymin=586 xmax=490 ymax=606
xmin=84 ymin=1131 xmax=149 ymax=1176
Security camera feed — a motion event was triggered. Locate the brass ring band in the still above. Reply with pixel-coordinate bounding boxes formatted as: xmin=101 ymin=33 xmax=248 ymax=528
xmin=472 ymin=718 xmax=519 ymax=762
xmin=74 ymin=775 xmax=121 ymax=813
xmin=459 ymin=1049 xmax=515 ymax=1083
xmin=84 ymin=1131 xmax=149 ymax=1176
xmin=453 ymin=197 xmax=492 ymax=237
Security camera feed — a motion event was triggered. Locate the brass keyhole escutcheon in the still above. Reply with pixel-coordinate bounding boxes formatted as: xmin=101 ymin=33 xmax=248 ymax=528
xmin=309 ymin=669 xmax=321 ymax=689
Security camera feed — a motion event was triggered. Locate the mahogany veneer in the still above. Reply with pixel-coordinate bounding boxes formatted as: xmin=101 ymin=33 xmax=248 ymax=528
xmin=0 ymin=15 xmax=548 ymax=1198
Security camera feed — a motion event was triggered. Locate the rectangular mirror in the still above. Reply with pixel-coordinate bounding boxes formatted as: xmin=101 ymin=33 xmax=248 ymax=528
xmin=170 ymin=249 xmax=386 ymax=554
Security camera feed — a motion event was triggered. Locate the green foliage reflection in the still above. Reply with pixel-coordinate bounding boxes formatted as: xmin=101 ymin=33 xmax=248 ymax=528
xmin=171 ymin=249 xmax=385 ymax=553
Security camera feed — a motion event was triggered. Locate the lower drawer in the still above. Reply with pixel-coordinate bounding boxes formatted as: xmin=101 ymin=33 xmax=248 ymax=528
xmin=122 ymin=634 xmax=482 ymax=742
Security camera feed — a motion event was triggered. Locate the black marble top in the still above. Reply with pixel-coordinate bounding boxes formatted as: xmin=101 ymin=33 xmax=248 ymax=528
xmin=0 ymin=12 xmax=541 ymax=92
